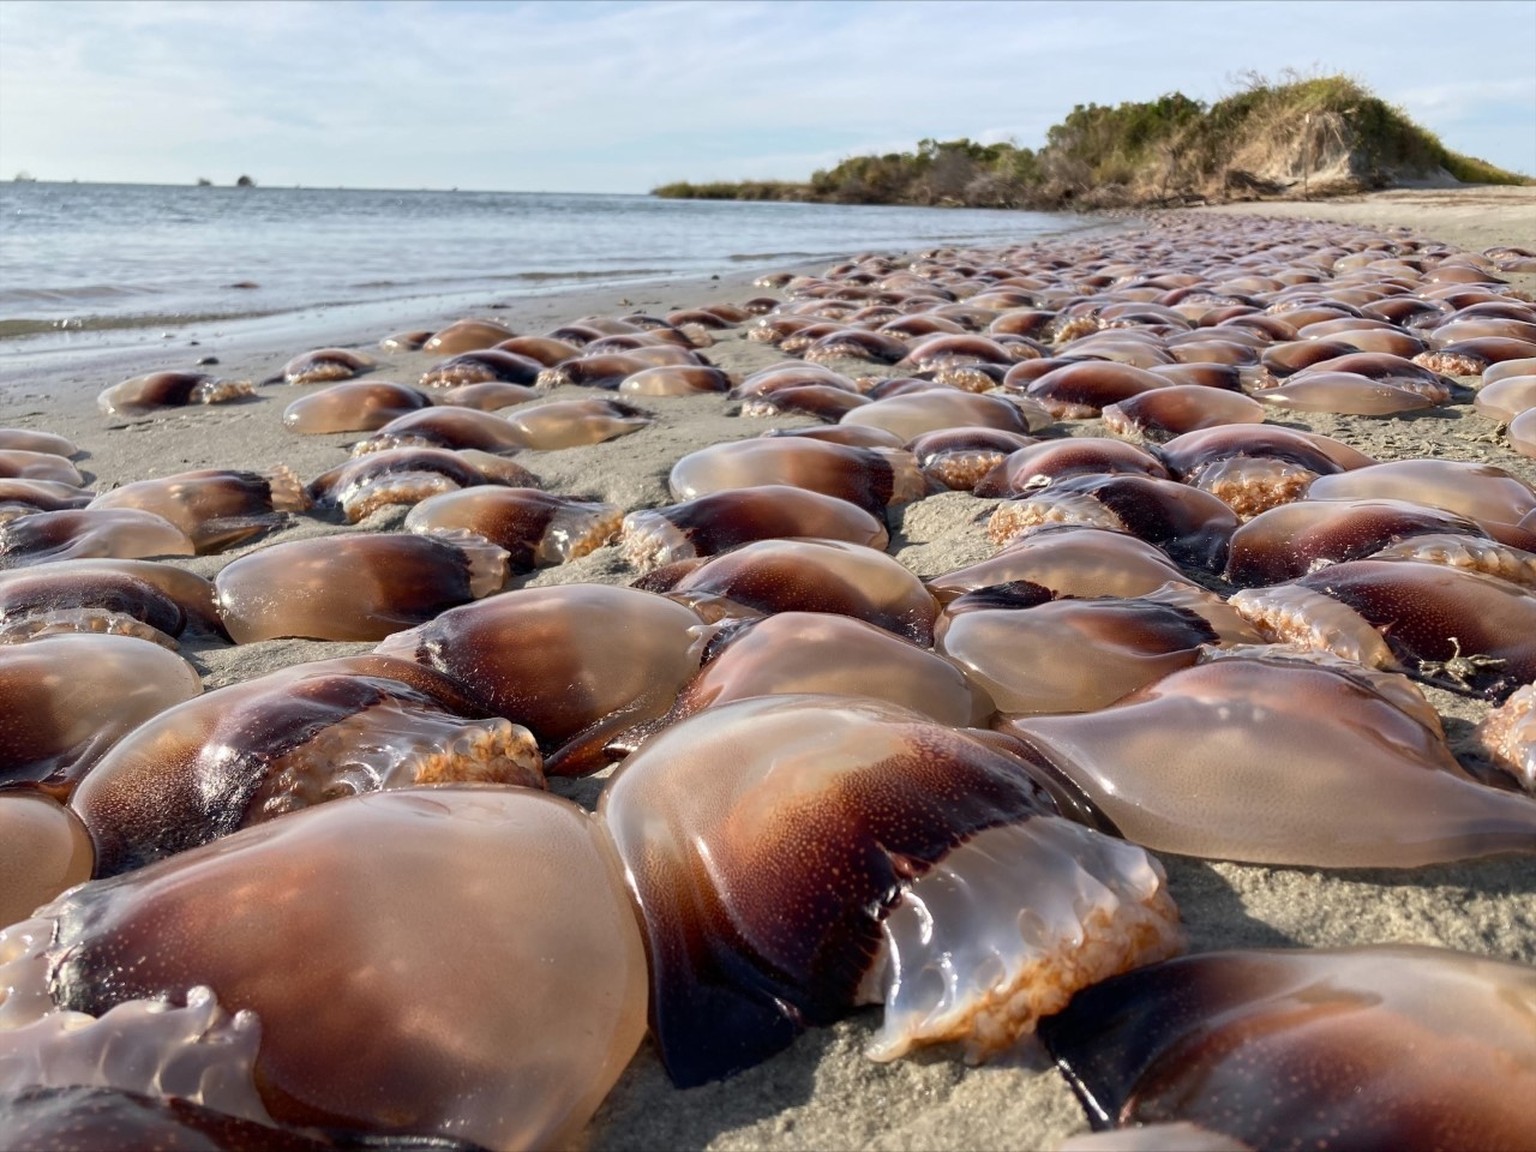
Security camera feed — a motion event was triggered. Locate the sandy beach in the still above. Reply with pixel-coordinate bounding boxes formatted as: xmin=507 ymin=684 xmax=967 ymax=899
xmin=2 ymin=187 xmax=1534 ymax=1151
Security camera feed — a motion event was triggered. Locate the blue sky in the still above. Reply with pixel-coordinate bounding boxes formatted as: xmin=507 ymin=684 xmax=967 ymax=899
xmin=2 ymin=0 xmax=1533 ymax=191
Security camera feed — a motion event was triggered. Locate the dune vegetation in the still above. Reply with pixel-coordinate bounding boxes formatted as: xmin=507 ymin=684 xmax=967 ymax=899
xmin=653 ymin=73 xmax=1530 ymax=210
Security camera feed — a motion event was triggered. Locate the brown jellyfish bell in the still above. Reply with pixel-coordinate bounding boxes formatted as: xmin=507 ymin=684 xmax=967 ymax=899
xmin=280 ymin=347 xmax=374 ymax=386
xmin=1002 ymin=647 xmax=1536 ymax=866
xmin=543 ymin=321 xmax=610 ymax=346
xmin=97 ymin=372 xmax=254 ymax=417
xmin=0 ymin=509 xmax=195 ymax=567
xmin=899 ymin=332 xmax=1028 ymax=370
xmin=493 ymin=334 xmax=585 ymax=366
xmin=1485 ymin=246 xmax=1536 ymax=273
xmin=0 ymin=430 xmax=78 ymax=459
xmin=584 ymin=330 xmax=699 ymax=357
xmin=905 ymin=427 xmax=1040 ymax=491
xmin=280 ymin=380 xmax=432 ymax=434
xmin=1474 ymin=373 xmax=1536 ymax=423
xmin=349 ymin=404 xmax=530 ymax=455
xmin=762 ymin=423 xmax=907 ymax=450
xmin=1037 ymin=946 xmax=1536 ymax=1152
xmin=435 ymin=380 xmax=541 ymax=410
xmin=1305 ymin=458 xmax=1536 ymax=538
xmin=0 ymin=788 xmax=93 ymax=927
xmin=1158 ymin=425 xmax=1376 ymax=519
xmin=0 ymin=480 xmax=93 ymax=525
xmin=419 ymin=348 xmax=544 ymax=389
xmin=1365 ymin=530 xmax=1536 ymax=589
xmin=617 ymin=364 xmax=733 ymax=396
xmin=670 ymin=436 xmax=927 ymax=519
xmin=0 ymin=634 xmax=201 ymax=795
xmin=1414 ymin=336 xmax=1536 ymax=376
xmin=404 ymin=487 xmax=621 ymax=573
xmin=972 ymin=437 xmax=1169 ymax=499
xmin=737 ymin=382 xmax=872 ymax=421
xmin=1478 ymin=683 xmax=1536 ymax=793
xmin=649 ymin=610 xmax=990 ymax=730
xmin=214 ymin=530 xmax=508 ymax=643
xmin=987 ymin=309 xmax=1056 ymax=339
xmin=1262 ymin=558 xmax=1536 ymax=698
xmin=841 ymin=389 xmax=1053 ymax=441
xmin=70 ymin=655 xmax=545 ymax=874
xmin=1222 ymin=498 xmax=1500 ymax=587
xmin=6 ymin=787 xmax=647 ymax=1151
xmin=0 ymin=451 xmax=83 ymax=487
xmin=620 ymin=484 xmax=889 ymax=571
xmin=598 ymin=693 xmax=1183 ymax=1087
xmin=1021 ymin=362 xmax=1172 ymax=419
xmin=1511 ymin=407 xmax=1536 ymax=460
xmin=1298 ymin=324 xmax=1431 ymax=359
xmin=1297 ymin=350 xmax=1460 ymax=396
xmin=305 ymin=447 xmax=539 ymax=523
xmin=0 ymin=558 xmax=222 ymax=645
xmin=375 ymin=583 xmax=709 ymax=775
xmin=1259 ymin=338 xmax=1362 ymax=377
xmin=1165 ymin=336 xmax=1261 ymax=367
xmin=89 ymin=468 xmax=311 ymax=553
xmin=1253 ymin=370 xmax=1448 ymax=416
xmin=986 ymin=473 xmax=1238 ymax=571
xmin=1101 ymin=386 xmax=1265 ymax=442
xmin=1483 ymin=356 xmax=1536 ymax=384
xmin=936 ymin=583 xmax=1260 ymax=716
xmin=501 ymin=396 xmax=653 ymax=449
xmin=803 ymin=327 xmax=910 ymax=365
xmin=420 ymin=317 xmax=516 ymax=354
xmin=653 ymin=536 xmax=940 ymax=644
xmin=746 ymin=314 xmax=821 ymax=346
xmin=604 ymin=340 xmax=712 ymax=366
xmin=733 ymin=361 xmax=856 ymax=397
xmin=929 ymin=525 xmax=1199 ymax=604
xmin=1055 ymin=334 xmax=1173 ymax=370
xmin=1 ymin=564 xmax=192 ymax=646
xmin=378 ymin=328 xmax=433 ymax=353
xmin=535 ymin=351 xmax=653 ymax=390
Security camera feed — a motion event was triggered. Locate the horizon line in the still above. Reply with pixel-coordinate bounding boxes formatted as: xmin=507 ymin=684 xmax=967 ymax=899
xmin=2 ymin=177 xmax=659 ymax=196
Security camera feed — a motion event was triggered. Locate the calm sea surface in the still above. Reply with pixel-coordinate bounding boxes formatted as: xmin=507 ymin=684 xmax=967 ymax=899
xmin=0 ymin=183 xmax=1079 ymax=354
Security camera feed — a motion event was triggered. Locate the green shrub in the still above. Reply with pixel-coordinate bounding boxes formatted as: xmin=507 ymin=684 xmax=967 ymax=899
xmin=649 ymin=73 xmax=1529 ymax=208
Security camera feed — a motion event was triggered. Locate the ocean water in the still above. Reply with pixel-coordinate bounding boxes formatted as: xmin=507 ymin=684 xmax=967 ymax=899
xmin=0 ymin=183 xmax=1078 ymax=354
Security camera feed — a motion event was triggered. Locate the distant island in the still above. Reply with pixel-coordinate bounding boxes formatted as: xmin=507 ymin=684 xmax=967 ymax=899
xmin=236 ymin=174 xmax=257 ymax=187
xmin=653 ymin=74 xmax=1531 ymax=210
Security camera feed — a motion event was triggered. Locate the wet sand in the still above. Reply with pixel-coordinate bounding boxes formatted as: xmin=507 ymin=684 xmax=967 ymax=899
xmin=1 ymin=188 xmax=1533 ymax=1151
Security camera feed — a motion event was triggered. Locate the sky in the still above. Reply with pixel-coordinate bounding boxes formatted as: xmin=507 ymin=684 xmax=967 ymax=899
xmin=2 ymin=0 xmax=1533 ymax=193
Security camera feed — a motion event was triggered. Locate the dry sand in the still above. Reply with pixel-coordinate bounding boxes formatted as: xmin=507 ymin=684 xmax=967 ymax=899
xmin=1196 ymin=184 xmax=1536 ymax=256
xmin=1 ymin=188 xmax=1533 ymax=1151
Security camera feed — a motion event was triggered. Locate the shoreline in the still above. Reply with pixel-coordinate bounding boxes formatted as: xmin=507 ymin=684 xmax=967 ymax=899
xmin=2 ymin=188 xmax=1533 ymax=1151
xmin=0 ymin=186 xmax=1120 ymax=380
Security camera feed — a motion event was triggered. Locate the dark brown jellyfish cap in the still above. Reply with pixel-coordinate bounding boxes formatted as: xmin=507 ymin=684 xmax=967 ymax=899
xmin=599 ymin=693 xmax=1180 ymax=1087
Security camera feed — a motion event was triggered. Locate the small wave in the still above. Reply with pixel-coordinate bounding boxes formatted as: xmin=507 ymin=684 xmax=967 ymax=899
xmin=0 ymin=284 xmax=162 ymax=305
xmin=503 ymin=268 xmax=671 ymax=283
xmin=0 ymin=308 xmax=277 ymax=341
xmin=727 ymin=251 xmax=828 ymax=262
xmin=346 ymin=268 xmax=671 ymax=292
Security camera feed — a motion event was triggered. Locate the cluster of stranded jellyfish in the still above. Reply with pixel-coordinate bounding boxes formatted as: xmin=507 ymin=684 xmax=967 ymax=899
xmin=2 ymin=213 xmax=1535 ymax=1150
